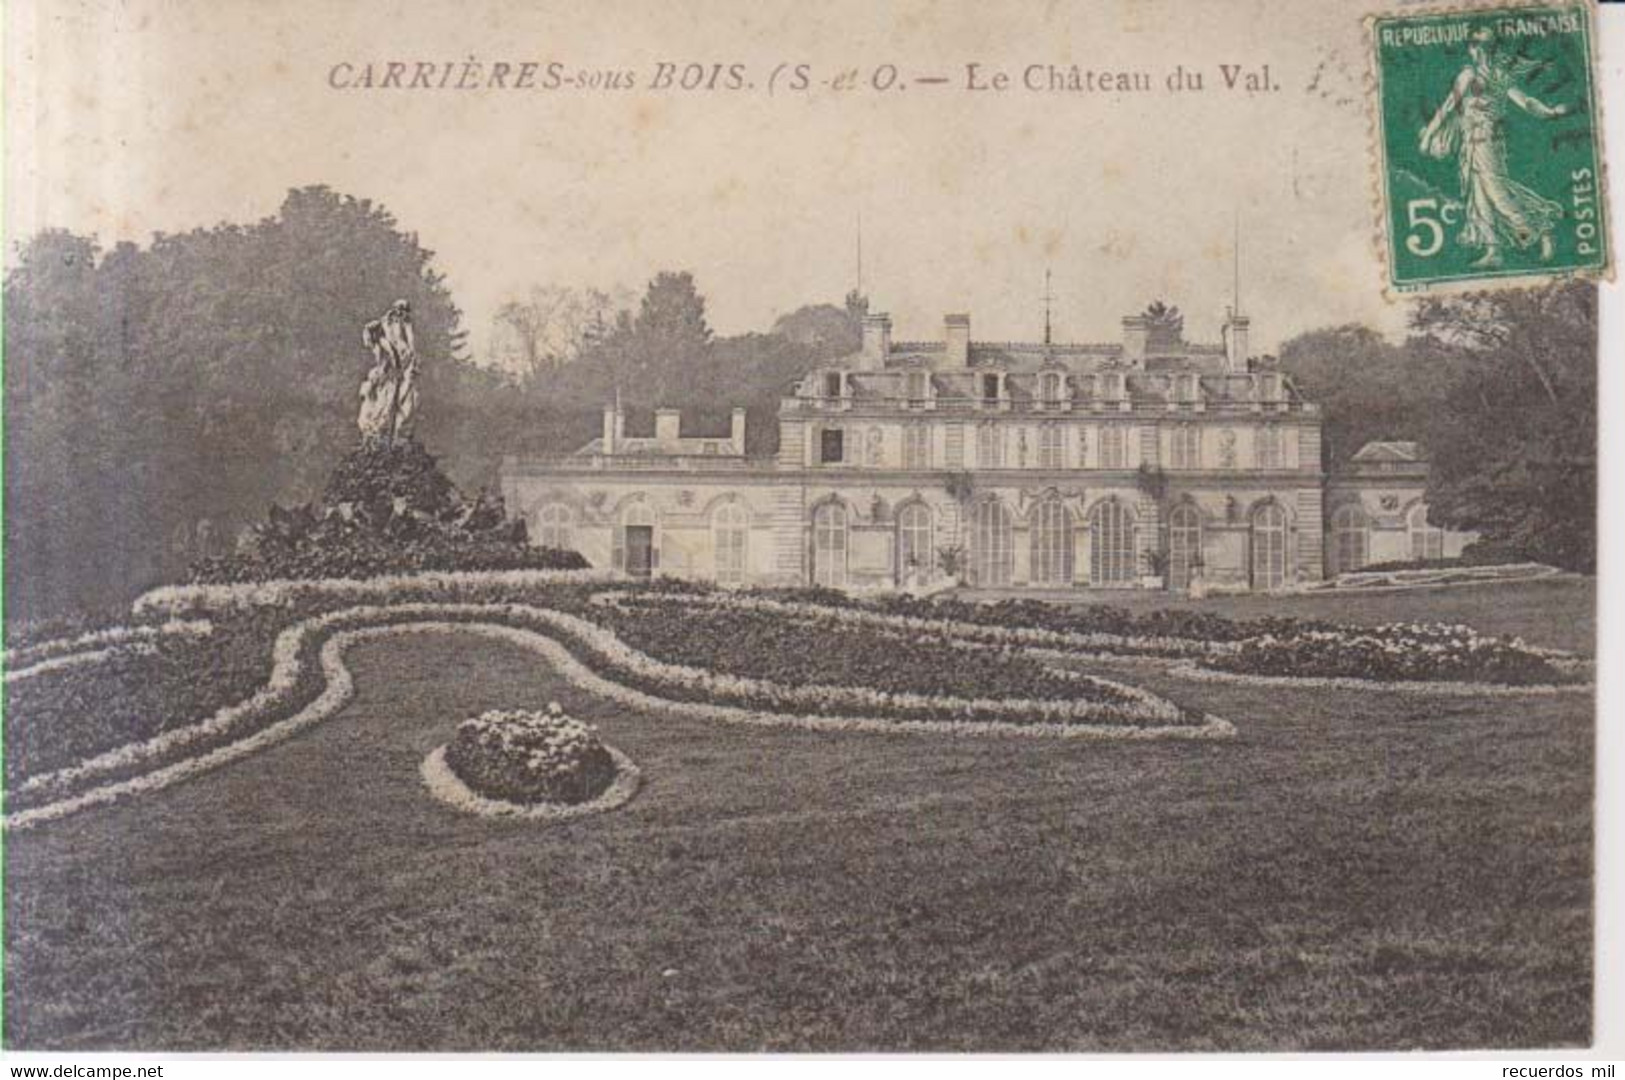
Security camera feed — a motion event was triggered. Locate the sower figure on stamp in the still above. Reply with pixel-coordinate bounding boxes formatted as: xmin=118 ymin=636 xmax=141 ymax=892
xmin=357 ymin=299 xmax=421 ymax=442
xmin=1419 ymin=26 xmax=1571 ymax=269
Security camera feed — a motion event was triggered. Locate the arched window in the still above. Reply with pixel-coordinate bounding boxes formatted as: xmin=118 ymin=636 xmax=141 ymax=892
xmin=1090 ymin=499 xmax=1136 ymax=586
xmin=812 ymin=502 xmax=849 ymax=588
xmin=1030 ymin=498 xmax=1074 ymax=586
xmin=1041 ymin=372 xmax=1064 ymax=405
xmin=713 ymin=502 xmax=749 ymax=586
xmin=976 ymin=422 xmax=1004 ymax=468
xmin=971 ymin=499 xmax=1014 ymax=587
xmin=897 ymin=503 xmax=933 ymax=585
xmin=1408 ymin=503 xmax=1444 ymax=561
xmin=1251 ymin=502 xmax=1288 ymax=591
xmin=1331 ymin=504 xmax=1369 ymax=575
xmin=1168 ymin=503 xmax=1202 ymax=590
xmin=1037 ymin=423 xmax=1064 ymax=469
xmin=535 ymin=504 xmax=573 ymax=550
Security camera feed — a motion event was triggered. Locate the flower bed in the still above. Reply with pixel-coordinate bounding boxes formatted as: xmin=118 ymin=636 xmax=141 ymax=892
xmin=1197 ymin=622 xmax=1572 ymax=687
xmin=5 ymin=610 xmax=1229 ymax=831
xmin=443 ymin=705 xmax=617 ymax=806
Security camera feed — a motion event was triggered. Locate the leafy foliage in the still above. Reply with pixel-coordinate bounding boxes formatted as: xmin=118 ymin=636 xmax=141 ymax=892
xmin=188 ymin=439 xmax=588 ymax=584
xmin=3 ymin=188 xmax=483 ymax=618
xmin=1279 ymin=284 xmax=1595 ymax=572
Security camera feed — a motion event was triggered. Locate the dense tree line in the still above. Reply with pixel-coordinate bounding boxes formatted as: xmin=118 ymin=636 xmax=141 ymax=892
xmin=1280 ymin=282 xmax=1595 ymax=572
xmin=3 ymin=189 xmax=857 ymax=619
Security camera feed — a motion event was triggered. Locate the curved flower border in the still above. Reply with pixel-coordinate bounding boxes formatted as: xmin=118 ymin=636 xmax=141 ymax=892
xmin=420 ymin=742 xmax=642 ymax=821
xmin=4 ymin=613 xmax=1234 ymax=832
xmin=1165 ymin=659 xmax=1593 ymax=697
xmin=3 ymin=620 xmax=213 ymax=678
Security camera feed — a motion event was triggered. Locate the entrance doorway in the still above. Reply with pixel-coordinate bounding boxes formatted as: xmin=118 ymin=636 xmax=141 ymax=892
xmin=625 ymin=525 xmax=654 ymax=578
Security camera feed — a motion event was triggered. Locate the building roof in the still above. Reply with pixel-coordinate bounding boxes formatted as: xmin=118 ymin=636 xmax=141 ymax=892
xmin=1350 ymin=441 xmax=1423 ymax=463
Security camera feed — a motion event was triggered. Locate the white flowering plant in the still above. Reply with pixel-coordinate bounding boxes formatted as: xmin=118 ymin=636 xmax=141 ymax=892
xmin=443 ymin=703 xmax=618 ymax=806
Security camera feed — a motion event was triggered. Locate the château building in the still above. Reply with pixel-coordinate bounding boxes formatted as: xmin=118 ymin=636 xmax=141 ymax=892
xmin=498 ymin=304 xmax=1471 ymax=592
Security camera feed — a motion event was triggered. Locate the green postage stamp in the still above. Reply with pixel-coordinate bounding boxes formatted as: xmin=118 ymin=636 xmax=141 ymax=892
xmin=1369 ymin=0 xmax=1610 ymax=290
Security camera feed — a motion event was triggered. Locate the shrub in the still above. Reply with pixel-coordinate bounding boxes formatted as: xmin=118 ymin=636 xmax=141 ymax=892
xmin=444 ymin=705 xmax=617 ymax=805
xmin=189 ymin=439 xmax=590 ymax=584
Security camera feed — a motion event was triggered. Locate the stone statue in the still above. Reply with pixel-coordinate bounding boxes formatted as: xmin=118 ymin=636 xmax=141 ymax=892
xmin=358 ymin=299 xmax=420 ymax=441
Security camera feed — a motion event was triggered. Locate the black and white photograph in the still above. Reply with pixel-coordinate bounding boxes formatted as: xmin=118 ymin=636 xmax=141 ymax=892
xmin=2 ymin=0 xmax=1620 ymax=1066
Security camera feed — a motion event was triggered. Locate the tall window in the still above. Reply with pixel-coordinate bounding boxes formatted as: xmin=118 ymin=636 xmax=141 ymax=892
xmin=1037 ymin=423 xmax=1064 ymax=469
xmin=1408 ymin=503 xmax=1444 ymax=561
xmin=1168 ymin=503 xmax=1202 ymax=590
xmin=1170 ymin=425 xmax=1201 ymax=470
xmin=897 ymin=503 xmax=933 ymax=584
xmin=903 ymin=424 xmax=931 ymax=470
xmin=977 ymin=422 xmax=1004 ymax=468
xmin=1090 ymin=500 xmax=1136 ymax=586
xmin=1256 ymin=426 xmax=1283 ymax=469
xmin=971 ymin=499 xmax=1014 ymax=587
xmin=1100 ymin=425 xmax=1127 ymax=469
xmin=812 ymin=503 xmax=848 ymax=587
xmin=1030 ymin=498 xmax=1074 ymax=585
xmin=1252 ymin=502 xmax=1287 ymax=590
xmin=819 ymin=428 xmax=844 ymax=464
xmin=535 ymin=504 xmax=573 ymax=550
xmin=713 ymin=502 xmax=749 ymax=586
xmin=1332 ymin=504 xmax=1369 ymax=575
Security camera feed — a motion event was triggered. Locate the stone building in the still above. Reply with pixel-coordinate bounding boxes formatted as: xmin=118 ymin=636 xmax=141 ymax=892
xmin=499 ymin=304 xmax=1471 ymax=592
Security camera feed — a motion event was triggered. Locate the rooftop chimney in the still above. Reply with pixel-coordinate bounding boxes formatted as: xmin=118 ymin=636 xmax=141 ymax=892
xmin=654 ymin=408 xmax=682 ymax=446
xmin=1224 ymin=312 xmax=1251 ymax=373
xmin=945 ymin=314 xmax=971 ymax=367
xmin=730 ymin=407 xmax=747 ymax=453
xmin=1121 ymin=315 xmax=1149 ymax=367
xmin=601 ymin=404 xmax=618 ymax=455
xmin=860 ymin=313 xmax=892 ymax=371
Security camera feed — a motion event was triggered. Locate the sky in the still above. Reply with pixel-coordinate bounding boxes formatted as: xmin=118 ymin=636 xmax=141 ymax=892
xmin=6 ymin=0 xmax=1412 ymax=363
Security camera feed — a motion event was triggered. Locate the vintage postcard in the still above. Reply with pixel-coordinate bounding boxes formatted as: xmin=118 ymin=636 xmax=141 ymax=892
xmin=2 ymin=0 xmax=1615 ymax=1060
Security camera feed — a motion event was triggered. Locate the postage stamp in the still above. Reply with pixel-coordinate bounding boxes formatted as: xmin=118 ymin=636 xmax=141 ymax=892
xmin=1369 ymin=0 xmax=1610 ymax=290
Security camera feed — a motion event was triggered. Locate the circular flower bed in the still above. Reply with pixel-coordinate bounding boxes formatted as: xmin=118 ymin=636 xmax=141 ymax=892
xmin=443 ymin=704 xmax=618 ymax=806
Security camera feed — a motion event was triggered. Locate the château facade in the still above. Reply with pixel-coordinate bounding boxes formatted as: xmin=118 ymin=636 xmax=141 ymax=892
xmin=498 ymin=304 xmax=1471 ymax=592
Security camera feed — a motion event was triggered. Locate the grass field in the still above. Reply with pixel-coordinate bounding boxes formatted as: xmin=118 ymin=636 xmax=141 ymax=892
xmin=2 ymin=579 xmax=1594 ymax=1051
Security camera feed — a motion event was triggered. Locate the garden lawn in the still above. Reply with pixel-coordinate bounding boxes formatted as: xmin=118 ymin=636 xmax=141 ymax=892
xmin=3 ymin=590 xmax=1593 ymax=1051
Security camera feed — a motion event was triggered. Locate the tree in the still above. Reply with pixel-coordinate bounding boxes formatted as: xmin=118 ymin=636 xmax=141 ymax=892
xmin=1278 ymin=324 xmax=1464 ymax=469
xmin=1409 ymin=283 xmax=1595 ymax=572
xmin=488 ymin=284 xmax=627 ymax=378
xmin=3 ymin=187 xmax=482 ymax=618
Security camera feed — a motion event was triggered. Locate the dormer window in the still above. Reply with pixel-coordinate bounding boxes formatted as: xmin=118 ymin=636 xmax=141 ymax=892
xmin=1177 ymin=374 xmax=1199 ymax=402
xmin=823 ymin=371 xmax=844 ymax=399
xmin=981 ymin=373 xmax=1001 ymax=404
xmin=1040 ymin=372 xmax=1064 ymax=405
xmin=906 ymin=370 xmax=929 ymax=403
xmin=1259 ymin=372 xmax=1282 ymax=402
